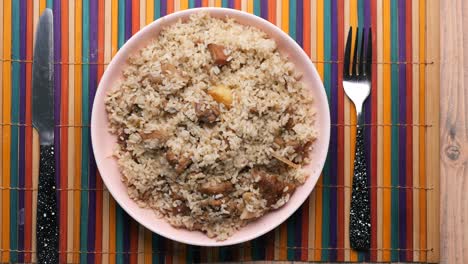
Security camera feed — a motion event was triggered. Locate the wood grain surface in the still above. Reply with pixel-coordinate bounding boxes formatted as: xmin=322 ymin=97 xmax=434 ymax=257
xmin=440 ymin=0 xmax=468 ymax=263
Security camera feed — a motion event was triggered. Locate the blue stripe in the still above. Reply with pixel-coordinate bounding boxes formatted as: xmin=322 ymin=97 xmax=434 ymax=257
xmin=289 ymin=0 xmax=296 ymax=40
xmin=10 ymin=0 xmax=20 ymax=262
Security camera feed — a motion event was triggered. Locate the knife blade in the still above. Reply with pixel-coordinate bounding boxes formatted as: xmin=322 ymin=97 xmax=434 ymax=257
xmin=32 ymin=8 xmax=58 ymax=264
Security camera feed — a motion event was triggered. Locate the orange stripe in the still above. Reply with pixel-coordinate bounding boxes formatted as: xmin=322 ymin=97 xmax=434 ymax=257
xmin=418 ymin=0 xmax=426 ymax=261
xmin=73 ymin=0 xmax=83 ymax=262
xmin=24 ymin=1 xmax=34 ymax=262
xmin=144 ymin=230 xmax=152 ymax=264
xmin=202 ymin=0 xmax=208 ymax=7
xmin=2 ymin=0 xmax=12 ymax=261
xmin=59 ymin=0 xmax=70 ymax=263
xmin=167 ymin=0 xmax=174 ymax=14
xmin=131 ymin=0 xmax=139 ymax=34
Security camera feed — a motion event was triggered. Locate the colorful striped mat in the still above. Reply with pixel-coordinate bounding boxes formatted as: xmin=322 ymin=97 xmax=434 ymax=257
xmin=0 ymin=0 xmax=440 ymax=263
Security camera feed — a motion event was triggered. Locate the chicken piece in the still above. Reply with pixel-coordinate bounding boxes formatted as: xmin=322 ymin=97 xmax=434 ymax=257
xmin=207 ymin=43 xmax=229 ymax=66
xmin=142 ymin=72 xmax=163 ymax=84
xmin=287 ymin=140 xmax=314 ymax=156
xmin=207 ymin=85 xmax=232 ymax=108
xmin=199 ymin=181 xmax=234 ymax=195
xmin=195 ymin=102 xmax=220 ymax=124
xmin=254 ymin=170 xmax=296 ymax=206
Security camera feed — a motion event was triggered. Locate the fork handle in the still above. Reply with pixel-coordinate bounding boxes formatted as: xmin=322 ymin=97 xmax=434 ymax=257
xmin=350 ymin=125 xmax=371 ymax=250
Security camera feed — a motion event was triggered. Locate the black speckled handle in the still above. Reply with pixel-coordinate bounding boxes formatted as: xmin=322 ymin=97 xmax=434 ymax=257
xmin=36 ymin=145 xmax=59 ymax=264
xmin=350 ymin=125 xmax=371 ymax=250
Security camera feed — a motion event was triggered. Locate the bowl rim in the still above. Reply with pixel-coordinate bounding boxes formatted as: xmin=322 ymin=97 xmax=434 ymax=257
xmin=91 ymin=7 xmax=330 ymax=247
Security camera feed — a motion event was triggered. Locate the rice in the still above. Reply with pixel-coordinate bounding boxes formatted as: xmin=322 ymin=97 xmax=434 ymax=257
xmin=105 ymin=12 xmax=317 ymax=240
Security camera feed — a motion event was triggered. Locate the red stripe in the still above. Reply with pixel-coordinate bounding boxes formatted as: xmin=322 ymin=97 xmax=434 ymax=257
xmin=130 ymin=223 xmax=138 ymax=264
xmin=336 ymin=0 xmax=345 ymax=261
xmin=405 ymin=0 xmax=413 ymax=261
xmin=370 ymin=0 xmax=378 ymax=261
xmin=59 ymin=1 xmax=69 ymax=262
xmin=24 ymin=2 xmax=34 ymax=262
xmin=131 ymin=0 xmax=139 ymax=34
xmin=94 ymin=1 xmax=105 ymax=263
xmin=234 ymin=0 xmax=241 ymax=10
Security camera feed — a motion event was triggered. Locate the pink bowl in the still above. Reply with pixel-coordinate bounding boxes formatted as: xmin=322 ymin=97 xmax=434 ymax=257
xmin=91 ymin=7 xmax=330 ymax=246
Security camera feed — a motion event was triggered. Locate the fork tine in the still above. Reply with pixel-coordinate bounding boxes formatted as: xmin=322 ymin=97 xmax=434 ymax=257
xmin=351 ymin=27 xmax=359 ymax=76
xmin=366 ymin=28 xmax=372 ymax=77
xmin=344 ymin=27 xmax=352 ymax=78
xmin=359 ymin=28 xmax=365 ymax=76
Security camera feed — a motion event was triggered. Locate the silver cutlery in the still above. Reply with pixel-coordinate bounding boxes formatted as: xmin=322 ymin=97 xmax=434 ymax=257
xmin=32 ymin=8 xmax=59 ymax=264
xmin=343 ymin=27 xmax=372 ymax=250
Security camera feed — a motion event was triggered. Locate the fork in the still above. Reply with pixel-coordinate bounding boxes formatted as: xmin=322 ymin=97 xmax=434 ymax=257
xmin=343 ymin=27 xmax=372 ymax=250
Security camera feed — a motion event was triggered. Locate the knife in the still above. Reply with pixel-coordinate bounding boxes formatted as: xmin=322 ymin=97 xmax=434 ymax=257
xmin=32 ymin=9 xmax=59 ymax=264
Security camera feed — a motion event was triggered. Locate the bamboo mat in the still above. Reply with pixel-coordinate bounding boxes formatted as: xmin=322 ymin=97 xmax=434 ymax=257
xmin=0 ymin=0 xmax=440 ymax=263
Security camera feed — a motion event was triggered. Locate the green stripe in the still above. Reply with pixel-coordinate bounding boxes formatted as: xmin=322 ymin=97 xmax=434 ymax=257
xmin=46 ymin=0 xmax=53 ymax=8
xmin=116 ymin=2 xmax=126 ymax=263
xmin=154 ymin=0 xmax=160 ymax=19
xmin=253 ymin=0 xmax=260 ymax=16
xmin=320 ymin=0 xmax=331 ymax=261
xmin=390 ymin=0 xmax=399 ymax=261
xmin=80 ymin=1 xmax=90 ymax=263
xmin=10 ymin=1 xmax=20 ymax=262
xmin=289 ymin=0 xmax=296 ymax=40
xmin=222 ymin=0 xmax=229 ymax=8
xmin=189 ymin=0 xmax=195 ymax=8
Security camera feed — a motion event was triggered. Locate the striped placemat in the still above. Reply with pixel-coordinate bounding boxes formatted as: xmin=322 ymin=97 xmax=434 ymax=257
xmin=0 ymin=0 xmax=440 ymax=263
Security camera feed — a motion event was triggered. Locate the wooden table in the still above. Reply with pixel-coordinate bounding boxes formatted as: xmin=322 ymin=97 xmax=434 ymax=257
xmin=440 ymin=1 xmax=468 ymax=263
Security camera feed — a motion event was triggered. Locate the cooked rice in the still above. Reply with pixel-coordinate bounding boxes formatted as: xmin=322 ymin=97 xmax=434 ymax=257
xmin=105 ymin=12 xmax=317 ymax=240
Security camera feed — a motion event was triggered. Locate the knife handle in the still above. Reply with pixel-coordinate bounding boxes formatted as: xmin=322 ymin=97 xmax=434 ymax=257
xmin=36 ymin=145 xmax=59 ymax=264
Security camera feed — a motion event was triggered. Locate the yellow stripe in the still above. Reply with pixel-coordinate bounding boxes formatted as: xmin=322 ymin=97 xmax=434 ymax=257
xmin=39 ymin=0 xmax=46 ymax=12
xmin=343 ymin=0 xmax=351 ymax=260
xmin=180 ymin=0 xmax=189 ymax=10
xmin=111 ymin=0 xmax=118 ymax=57
xmin=0 ymin=0 xmax=4 ymax=259
xmin=1 ymin=0 xmax=12 ymax=262
xmin=215 ymin=0 xmax=222 ymax=7
xmin=382 ymin=0 xmax=392 ymax=261
xmin=0 ymin=0 xmax=4 ymax=260
xmin=411 ymin=0 xmax=420 ymax=261
xmin=376 ymin=0 xmax=384 ymax=261
xmin=281 ymin=0 xmax=289 ymax=34
xmin=67 ymin=1 xmax=76 ymax=263
xmin=247 ymin=0 xmax=253 ymax=13
xmin=348 ymin=0 xmax=359 ymax=261
xmin=73 ymin=0 xmax=83 ymax=262
xmin=146 ymin=0 xmax=154 ymax=25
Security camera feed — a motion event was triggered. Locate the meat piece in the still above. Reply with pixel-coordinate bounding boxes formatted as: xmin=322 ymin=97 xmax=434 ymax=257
xmin=161 ymin=63 xmax=178 ymax=74
xmin=254 ymin=170 xmax=296 ymax=206
xmin=199 ymin=181 xmax=234 ymax=195
xmin=207 ymin=44 xmax=229 ymax=66
xmin=287 ymin=140 xmax=314 ymax=156
xmin=142 ymin=72 xmax=163 ymax=84
xmin=285 ymin=117 xmax=295 ymax=130
xmin=175 ymin=156 xmax=192 ymax=174
xmin=140 ymin=130 xmax=168 ymax=141
xmin=165 ymin=149 xmax=178 ymax=166
xmin=273 ymin=136 xmax=285 ymax=147
xmin=195 ymin=102 xmax=220 ymax=124
xmin=166 ymin=149 xmax=193 ymax=174
xmin=172 ymin=203 xmax=190 ymax=215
